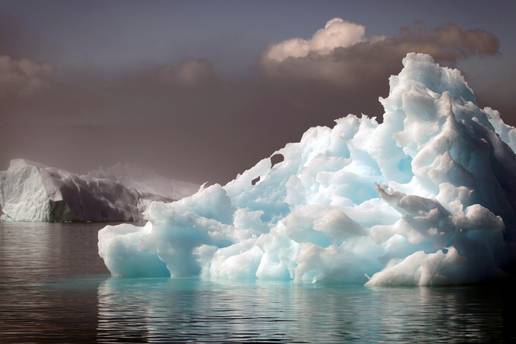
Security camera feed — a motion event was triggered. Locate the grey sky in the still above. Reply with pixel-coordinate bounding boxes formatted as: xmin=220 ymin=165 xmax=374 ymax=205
xmin=1 ymin=0 xmax=515 ymax=183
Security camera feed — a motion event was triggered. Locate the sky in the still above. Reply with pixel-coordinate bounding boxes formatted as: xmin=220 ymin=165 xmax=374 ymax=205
xmin=1 ymin=0 xmax=515 ymax=183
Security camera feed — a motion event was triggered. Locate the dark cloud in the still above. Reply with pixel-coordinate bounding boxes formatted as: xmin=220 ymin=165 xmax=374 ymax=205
xmin=0 ymin=20 xmax=509 ymax=184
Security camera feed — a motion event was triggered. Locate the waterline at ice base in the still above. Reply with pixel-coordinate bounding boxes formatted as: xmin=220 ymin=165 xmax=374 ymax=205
xmin=98 ymin=53 xmax=516 ymax=286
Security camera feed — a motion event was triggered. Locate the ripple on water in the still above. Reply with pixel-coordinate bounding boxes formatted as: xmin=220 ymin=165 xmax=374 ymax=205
xmin=1 ymin=223 xmax=515 ymax=343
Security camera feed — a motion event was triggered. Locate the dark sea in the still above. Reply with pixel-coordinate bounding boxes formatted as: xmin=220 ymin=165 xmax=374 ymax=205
xmin=0 ymin=223 xmax=515 ymax=343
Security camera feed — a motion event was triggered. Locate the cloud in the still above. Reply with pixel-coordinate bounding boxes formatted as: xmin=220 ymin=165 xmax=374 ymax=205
xmin=158 ymin=59 xmax=218 ymax=86
xmin=263 ymin=19 xmax=499 ymax=85
xmin=0 ymin=19 xmax=507 ymax=184
xmin=265 ymin=18 xmax=366 ymax=62
xmin=0 ymin=12 xmax=52 ymax=99
xmin=0 ymin=55 xmax=53 ymax=98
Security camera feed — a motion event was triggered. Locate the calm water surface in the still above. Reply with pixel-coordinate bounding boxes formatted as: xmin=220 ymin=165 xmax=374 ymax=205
xmin=0 ymin=223 xmax=515 ymax=343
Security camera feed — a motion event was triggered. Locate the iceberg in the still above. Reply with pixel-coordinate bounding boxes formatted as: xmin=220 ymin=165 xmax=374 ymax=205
xmin=0 ymin=159 xmax=173 ymax=222
xmin=89 ymin=163 xmax=198 ymax=201
xmin=98 ymin=53 xmax=516 ymax=286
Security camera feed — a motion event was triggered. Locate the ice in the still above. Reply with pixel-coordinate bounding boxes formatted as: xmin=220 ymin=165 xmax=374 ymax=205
xmin=98 ymin=53 xmax=516 ymax=286
xmin=98 ymin=222 xmax=170 ymax=277
xmin=0 ymin=159 xmax=173 ymax=222
xmin=89 ymin=163 xmax=198 ymax=200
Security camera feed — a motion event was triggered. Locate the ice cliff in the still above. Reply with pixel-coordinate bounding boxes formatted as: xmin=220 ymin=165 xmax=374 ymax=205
xmin=0 ymin=159 xmax=173 ymax=222
xmin=98 ymin=53 xmax=516 ymax=286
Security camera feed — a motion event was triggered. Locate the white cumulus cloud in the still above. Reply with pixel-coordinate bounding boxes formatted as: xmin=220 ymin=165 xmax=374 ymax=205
xmin=264 ymin=18 xmax=366 ymax=62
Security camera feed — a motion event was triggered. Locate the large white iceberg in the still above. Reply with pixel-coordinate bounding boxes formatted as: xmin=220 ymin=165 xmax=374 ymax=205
xmin=98 ymin=53 xmax=516 ymax=286
xmin=0 ymin=159 xmax=174 ymax=222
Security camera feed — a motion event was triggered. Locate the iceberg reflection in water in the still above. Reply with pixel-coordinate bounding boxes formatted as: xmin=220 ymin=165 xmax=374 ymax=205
xmin=0 ymin=215 xmax=515 ymax=342
xmin=96 ymin=278 xmax=514 ymax=343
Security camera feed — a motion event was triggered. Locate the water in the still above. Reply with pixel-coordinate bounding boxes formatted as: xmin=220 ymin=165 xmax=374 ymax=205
xmin=0 ymin=223 xmax=515 ymax=343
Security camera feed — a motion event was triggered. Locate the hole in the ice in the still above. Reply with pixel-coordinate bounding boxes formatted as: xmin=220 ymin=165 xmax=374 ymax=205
xmin=252 ymin=176 xmax=260 ymax=185
xmin=271 ymin=153 xmax=284 ymax=167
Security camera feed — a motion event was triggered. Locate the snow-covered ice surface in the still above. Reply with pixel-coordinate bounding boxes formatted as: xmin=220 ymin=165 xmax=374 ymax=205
xmin=99 ymin=53 xmax=516 ymax=286
xmin=0 ymin=159 xmax=173 ymax=222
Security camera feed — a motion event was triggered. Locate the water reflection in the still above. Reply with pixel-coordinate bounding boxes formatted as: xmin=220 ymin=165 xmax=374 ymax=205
xmin=0 ymin=223 xmax=108 ymax=343
xmin=0 ymin=222 xmax=108 ymax=284
xmin=96 ymin=278 xmax=516 ymax=343
xmin=97 ymin=279 xmax=297 ymax=343
xmin=368 ymin=287 xmax=511 ymax=343
xmin=1 ymin=223 xmax=515 ymax=343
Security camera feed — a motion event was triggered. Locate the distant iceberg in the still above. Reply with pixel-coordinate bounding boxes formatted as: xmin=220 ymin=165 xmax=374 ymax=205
xmin=89 ymin=163 xmax=198 ymax=201
xmin=0 ymin=159 xmax=185 ymax=222
xmin=98 ymin=53 xmax=516 ymax=286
